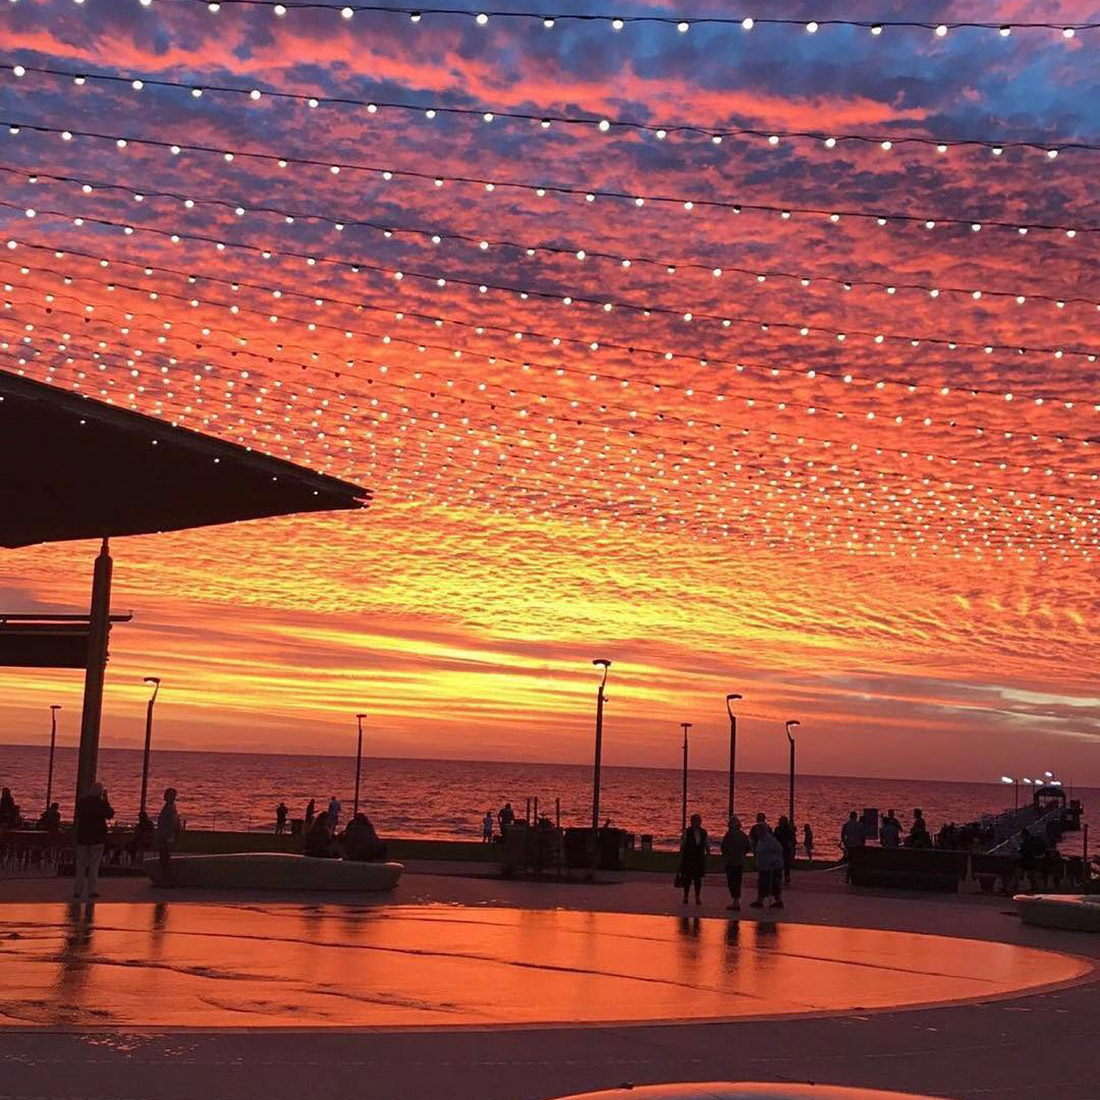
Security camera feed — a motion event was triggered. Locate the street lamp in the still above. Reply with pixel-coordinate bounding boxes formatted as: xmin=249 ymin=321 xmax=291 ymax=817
xmin=1001 ymin=775 xmax=1020 ymax=813
xmin=45 ymin=704 xmax=61 ymax=812
xmin=138 ymin=676 xmax=161 ymax=820
xmin=725 ymin=693 xmax=742 ymax=821
xmin=680 ymin=722 xmax=692 ymax=835
xmin=354 ymin=712 xmax=367 ymax=817
xmin=591 ymin=659 xmax=611 ymax=830
xmin=785 ymin=720 xmax=800 ymax=826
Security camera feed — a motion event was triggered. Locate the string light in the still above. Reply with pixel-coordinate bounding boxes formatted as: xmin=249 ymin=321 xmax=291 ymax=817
xmin=3 ymin=63 xmax=1089 ymax=159
xmin=3 ymin=120 xmax=1095 ymax=241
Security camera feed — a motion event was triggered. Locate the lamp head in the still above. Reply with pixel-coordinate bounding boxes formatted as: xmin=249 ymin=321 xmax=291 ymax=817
xmin=356 ymin=712 xmax=367 ymax=719
xmin=1001 ymin=776 xmax=1014 ymax=784
xmin=50 ymin=703 xmax=61 ymax=712
xmin=726 ymin=693 xmax=742 ymax=702
xmin=592 ymin=659 xmax=611 ymax=669
xmin=785 ymin=719 xmax=800 ymax=741
xmin=1044 ymin=771 xmax=1053 ymax=778
xmin=143 ymin=676 xmax=161 ymax=686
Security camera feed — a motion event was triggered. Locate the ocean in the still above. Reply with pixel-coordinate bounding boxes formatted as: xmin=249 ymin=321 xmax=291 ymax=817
xmin=1 ymin=744 xmax=1093 ymax=854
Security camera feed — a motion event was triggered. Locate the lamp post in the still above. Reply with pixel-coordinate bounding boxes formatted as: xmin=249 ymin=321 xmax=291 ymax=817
xmin=138 ymin=676 xmax=161 ymax=820
xmin=725 ymin=693 xmax=742 ymax=821
xmin=680 ymin=722 xmax=692 ymax=835
xmin=785 ymin=720 xmax=800 ymax=826
xmin=591 ymin=659 xmax=611 ymax=830
xmin=1001 ymin=775 xmax=1020 ymax=813
xmin=45 ymin=704 xmax=61 ymax=811
xmin=354 ymin=712 xmax=367 ymax=817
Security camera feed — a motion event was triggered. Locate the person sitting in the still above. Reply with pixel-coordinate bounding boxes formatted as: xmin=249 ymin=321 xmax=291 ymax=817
xmin=906 ymin=815 xmax=932 ymax=849
xmin=342 ymin=813 xmax=387 ymax=861
xmin=880 ymin=811 xmax=902 ymax=848
xmin=304 ymin=811 xmax=336 ymax=858
xmin=0 ymin=786 xmax=19 ymax=828
xmin=38 ymin=802 xmax=61 ymax=833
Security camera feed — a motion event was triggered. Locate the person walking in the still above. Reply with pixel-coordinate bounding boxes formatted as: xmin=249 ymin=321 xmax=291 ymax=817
xmin=72 ymin=782 xmax=114 ymax=901
xmin=482 ymin=810 xmax=494 ymax=843
xmin=156 ymin=788 xmax=180 ymax=885
xmin=774 ymin=815 xmax=796 ymax=886
xmin=275 ymin=801 xmax=288 ymax=835
xmin=678 ymin=813 xmax=710 ymax=905
xmin=802 ymin=822 xmax=814 ymax=862
xmin=720 ymin=815 xmax=751 ymax=911
xmin=751 ymin=827 xmax=785 ymax=909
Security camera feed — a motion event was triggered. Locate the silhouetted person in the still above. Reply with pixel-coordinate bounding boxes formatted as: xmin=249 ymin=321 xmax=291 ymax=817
xmin=498 ymin=802 xmax=515 ymax=835
xmin=304 ymin=811 xmax=335 ymax=857
xmin=343 ymin=812 xmax=386 ymax=861
xmin=0 ymin=786 xmax=18 ymax=827
xmin=130 ymin=810 xmax=155 ymax=865
xmin=802 ymin=822 xmax=814 ymax=862
xmin=156 ymin=788 xmax=180 ymax=883
xmin=720 ymin=815 xmax=750 ymax=911
xmin=73 ymin=782 xmax=114 ymax=901
xmin=774 ymin=815 xmax=796 ymax=885
xmin=841 ymin=811 xmax=865 ymax=883
xmin=482 ymin=811 xmax=494 ymax=843
xmin=38 ymin=802 xmax=61 ymax=833
xmin=327 ymin=795 xmax=341 ymax=831
xmin=880 ymin=810 xmax=902 ymax=848
xmin=304 ymin=798 xmax=316 ymax=827
xmin=748 ymin=812 xmax=769 ymax=851
xmin=751 ymin=827 xmax=785 ymax=909
xmin=907 ymin=812 xmax=932 ymax=849
xmin=275 ymin=801 xmax=288 ymax=835
xmin=678 ymin=813 xmax=709 ymax=905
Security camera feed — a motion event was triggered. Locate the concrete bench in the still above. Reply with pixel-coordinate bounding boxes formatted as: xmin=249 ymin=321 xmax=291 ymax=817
xmin=847 ymin=847 xmax=968 ymax=892
xmin=549 ymin=1083 xmax=954 ymax=1099
xmin=1015 ymin=893 xmax=1100 ymax=932
xmin=145 ymin=852 xmax=403 ymax=891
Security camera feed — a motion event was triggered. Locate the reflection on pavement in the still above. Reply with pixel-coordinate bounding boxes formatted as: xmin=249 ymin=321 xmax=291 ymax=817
xmin=0 ymin=902 xmax=1088 ymax=1029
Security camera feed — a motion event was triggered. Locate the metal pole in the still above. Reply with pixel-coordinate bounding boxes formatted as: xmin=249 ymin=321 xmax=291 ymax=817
xmin=354 ymin=713 xmax=366 ymax=817
xmin=1015 ymin=780 xmax=1019 ymax=814
xmin=139 ymin=677 xmax=161 ymax=820
xmin=785 ymin=720 xmax=800 ymax=827
xmin=46 ymin=705 xmax=61 ymax=811
xmin=725 ymin=693 xmax=741 ymax=820
xmin=680 ymin=722 xmax=692 ymax=835
xmin=555 ymin=797 xmax=560 ymax=828
xmin=591 ymin=660 xmax=611 ymax=830
xmin=76 ymin=538 xmax=113 ymax=803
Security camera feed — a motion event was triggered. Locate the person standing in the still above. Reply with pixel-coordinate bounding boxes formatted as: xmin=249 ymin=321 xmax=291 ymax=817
xmin=482 ymin=810 xmax=494 ymax=843
xmin=748 ymin=812 xmax=769 ymax=852
xmin=720 ymin=815 xmax=751 ymax=911
xmin=774 ymin=815 xmax=796 ymax=886
xmin=327 ymin=794 xmax=342 ymax=832
xmin=840 ymin=810 xmax=866 ymax=882
xmin=678 ymin=813 xmax=709 ymax=905
xmin=275 ymin=801 xmax=288 ymax=835
xmin=751 ymin=827 xmax=785 ymax=909
xmin=304 ymin=798 xmax=316 ymax=828
xmin=72 ymin=782 xmax=114 ymax=901
xmin=802 ymin=822 xmax=814 ymax=862
xmin=880 ymin=810 xmax=902 ymax=848
xmin=498 ymin=802 xmax=515 ymax=836
xmin=156 ymin=788 xmax=180 ymax=884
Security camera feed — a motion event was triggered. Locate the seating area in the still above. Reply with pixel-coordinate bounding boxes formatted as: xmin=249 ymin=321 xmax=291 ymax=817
xmin=1015 ymin=893 xmax=1100 ymax=932
xmin=847 ymin=846 xmax=969 ymax=892
xmin=145 ymin=851 xmax=404 ymax=891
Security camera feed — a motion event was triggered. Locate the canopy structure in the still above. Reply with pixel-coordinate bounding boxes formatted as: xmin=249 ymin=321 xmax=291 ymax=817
xmin=0 ymin=370 xmax=368 ymax=549
xmin=0 ymin=368 xmax=369 ymax=802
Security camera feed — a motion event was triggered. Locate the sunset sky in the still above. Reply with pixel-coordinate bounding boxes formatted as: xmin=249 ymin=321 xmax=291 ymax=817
xmin=1 ymin=0 xmax=1098 ymax=784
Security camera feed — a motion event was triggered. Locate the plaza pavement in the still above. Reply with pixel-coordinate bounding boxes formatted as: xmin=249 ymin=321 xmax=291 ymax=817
xmin=1 ymin=863 xmax=1097 ymax=1100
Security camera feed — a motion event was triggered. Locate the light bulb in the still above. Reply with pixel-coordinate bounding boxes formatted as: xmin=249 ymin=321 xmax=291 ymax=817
xmin=935 ymin=24 xmax=948 ymax=37
xmin=806 ymin=21 xmax=818 ymax=33
xmin=475 ymin=12 xmax=488 ymax=25
xmin=741 ymin=17 xmax=754 ymax=30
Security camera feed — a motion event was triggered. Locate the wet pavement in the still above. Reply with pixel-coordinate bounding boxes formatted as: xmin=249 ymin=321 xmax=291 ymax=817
xmin=0 ymin=901 xmax=1090 ymax=1029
